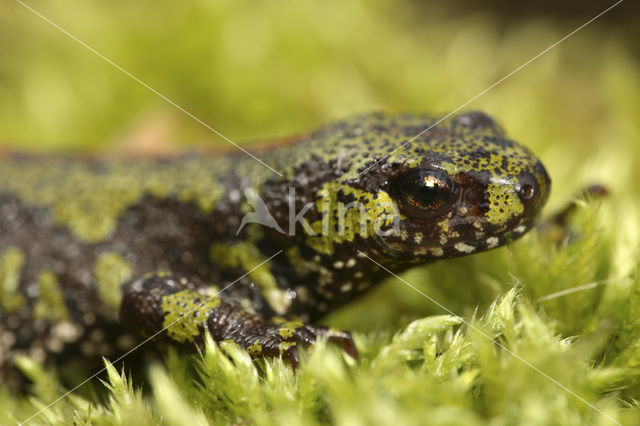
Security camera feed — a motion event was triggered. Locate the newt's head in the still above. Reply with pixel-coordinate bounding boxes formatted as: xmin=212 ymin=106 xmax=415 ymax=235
xmin=299 ymin=111 xmax=551 ymax=261
xmin=366 ymin=111 xmax=550 ymax=260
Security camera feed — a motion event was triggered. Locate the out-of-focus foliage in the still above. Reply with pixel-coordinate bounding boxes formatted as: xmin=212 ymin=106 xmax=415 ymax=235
xmin=2 ymin=0 xmax=640 ymax=424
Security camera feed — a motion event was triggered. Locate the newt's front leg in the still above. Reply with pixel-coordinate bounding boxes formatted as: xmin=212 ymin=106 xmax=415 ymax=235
xmin=536 ymin=184 xmax=608 ymax=244
xmin=119 ymin=272 xmax=357 ymax=366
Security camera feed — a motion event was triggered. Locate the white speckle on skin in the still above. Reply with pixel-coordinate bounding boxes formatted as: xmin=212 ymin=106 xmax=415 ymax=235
xmin=333 ymin=260 xmax=344 ymax=269
xmin=295 ymin=286 xmax=310 ymax=303
xmin=229 ymin=189 xmax=241 ymax=202
xmin=354 ymin=271 xmax=363 ymax=278
xmin=475 ymin=231 xmax=485 ymax=239
xmin=414 ymin=232 xmax=424 ymax=244
xmin=313 ymin=255 xmax=322 ymax=262
xmin=340 ymin=282 xmax=353 ymax=292
xmin=318 ymin=266 xmax=334 ymax=286
xmin=52 ymin=321 xmax=83 ymax=342
xmin=346 ymin=258 xmax=357 ymax=268
xmin=30 ymin=345 xmax=46 ymax=363
xmin=285 ymin=288 xmax=297 ymax=300
xmin=0 ymin=330 xmax=16 ymax=347
xmin=486 ymin=236 xmax=500 ymax=249
xmin=400 ymin=230 xmax=409 ymax=241
xmin=201 ymin=285 xmax=220 ymax=296
xmin=429 ymin=247 xmax=444 ymax=257
xmin=473 ymin=220 xmax=483 ymax=230
xmin=514 ymin=225 xmax=527 ymax=234
xmin=46 ymin=336 xmax=64 ymax=353
xmin=130 ymin=277 xmax=145 ymax=292
xmin=296 ymin=174 xmax=309 ymax=186
xmin=454 ymin=242 xmax=476 ymax=254
xmin=458 ymin=206 xmax=468 ymax=216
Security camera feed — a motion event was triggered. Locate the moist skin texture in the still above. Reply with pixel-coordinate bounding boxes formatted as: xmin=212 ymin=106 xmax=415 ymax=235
xmin=0 ymin=111 xmax=550 ymax=385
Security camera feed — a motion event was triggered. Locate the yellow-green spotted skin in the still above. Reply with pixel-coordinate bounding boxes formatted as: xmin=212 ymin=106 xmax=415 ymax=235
xmin=0 ymin=111 xmax=550 ymax=384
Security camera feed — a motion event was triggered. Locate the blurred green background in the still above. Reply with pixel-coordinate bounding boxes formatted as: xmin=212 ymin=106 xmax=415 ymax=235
xmin=2 ymin=0 xmax=637 ymax=161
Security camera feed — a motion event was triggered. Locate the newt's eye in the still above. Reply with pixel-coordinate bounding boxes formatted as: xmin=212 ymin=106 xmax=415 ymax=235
xmin=396 ymin=169 xmax=455 ymax=219
xmin=519 ymin=184 xmax=535 ymax=200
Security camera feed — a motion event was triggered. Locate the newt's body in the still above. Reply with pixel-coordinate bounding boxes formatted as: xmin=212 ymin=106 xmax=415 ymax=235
xmin=0 ymin=112 xmax=550 ymax=385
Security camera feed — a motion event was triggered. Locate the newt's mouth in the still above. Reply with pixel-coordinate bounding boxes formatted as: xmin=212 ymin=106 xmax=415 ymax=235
xmin=374 ymin=215 xmax=538 ymax=261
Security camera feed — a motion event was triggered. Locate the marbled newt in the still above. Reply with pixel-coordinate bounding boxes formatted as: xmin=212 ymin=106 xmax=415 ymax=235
xmin=0 ymin=111 xmax=550 ymax=385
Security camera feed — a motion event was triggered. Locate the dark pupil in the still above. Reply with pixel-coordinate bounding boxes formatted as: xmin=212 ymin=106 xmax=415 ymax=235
xmin=519 ymin=184 xmax=534 ymax=200
xmin=400 ymin=170 xmax=453 ymax=215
